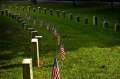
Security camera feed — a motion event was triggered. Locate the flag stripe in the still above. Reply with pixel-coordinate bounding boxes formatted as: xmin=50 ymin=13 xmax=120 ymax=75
xmin=52 ymin=58 xmax=60 ymax=79
xmin=60 ymin=44 xmax=65 ymax=60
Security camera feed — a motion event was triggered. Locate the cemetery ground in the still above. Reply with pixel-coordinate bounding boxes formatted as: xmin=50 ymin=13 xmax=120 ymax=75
xmin=1 ymin=3 xmax=120 ymax=79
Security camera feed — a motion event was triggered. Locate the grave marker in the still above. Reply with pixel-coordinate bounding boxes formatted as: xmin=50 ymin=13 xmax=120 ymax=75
xmin=31 ymin=31 xmax=38 ymax=38
xmin=38 ymin=7 xmax=41 ymax=13
xmin=49 ymin=9 xmax=53 ymax=15
xmin=76 ymin=16 xmax=80 ymax=22
xmin=61 ymin=11 xmax=65 ymax=18
xmin=21 ymin=20 xmax=27 ymax=29
xmin=28 ymin=6 xmax=31 ymax=12
xmin=27 ymin=28 xmax=35 ymax=32
xmin=103 ymin=17 xmax=109 ymax=29
xmin=5 ymin=9 xmax=8 ymax=16
xmin=93 ymin=16 xmax=98 ymax=26
xmin=35 ymin=36 xmax=43 ymax=39
xmin=31 ymin=38 xmax=40 ymax=67
xmin=33 ymin=8 xmax=36 ymax=12
xmin=22 ymin=58 xmax=33 ymax=79
xmin=84 ymin=17 xmax=88 ymax=25
xmin=103 ymin=21 xmax=109 ymax=29
xmin=22 ymin=6 xmax=25 ymax=12
xmin=114 ymin=22 xmax=120 ymax=32
xmin=0 ymin=10 xmax=4 ymax=15
xmin=56 ymin=10 xmax=60 ymax=17
xmin=43 ymin=8 xmax=47 ymax=14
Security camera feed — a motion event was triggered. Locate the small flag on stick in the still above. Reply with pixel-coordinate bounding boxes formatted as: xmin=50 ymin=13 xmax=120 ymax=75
xmin=60 ymin=41 xmax=65 ymax=61
xmin=52 ymin=56 xmax=60 ymax=79
xmin=53 ymin=28 xmax=58 ymax=38
xmin=46 ymin=22 xmax=50 ymax=31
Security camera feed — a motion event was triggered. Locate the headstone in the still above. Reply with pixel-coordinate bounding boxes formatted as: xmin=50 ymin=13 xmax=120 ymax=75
xmin=11 ymin=14 xmax=15 ymax=19
xmin=38 ymin=7 xmax=41 ymax=13
xmin=43 ymin=8 xmax=47 ymax=14
xmin=0 ymin=10 xmax=4 ymax=15
xmin=103 ymin=21 xmax=109 ymax=29
xmin=16 ymin=14 xmax=21 ymax=21
xmin=56 ymin=10 xmax=60 ymax=17
xmin=21 ymin=20 xmax=27 ymax=29
xmin=15 ymin=14 xmax=20 ymax=20
xmin=16 ymin=7 xmax=19 ymax=11
xmin=61 ymin=11 xmax=65 ymax=18
xmin=28 ymin=6 xmax=31 ymax=12
xmin=33 ymin=8 xmax=36 ymax=12
xmin=35 ymin=36 xmax=43 ymax=46
xmin=93 ymin=16 xmax=97 ymax=26
xmin=31 ymin=38 xmax=40 ymax=67
xmin=76 ymin=16 xmax=80 ymax=22
xmin=5 ymin=9 xmax=8 ymax=16
xmin=22 ymin=6 xmax=25 ymax=12
xmin=27 ymin=28 xmax=34 ymax=32
xmin=84 ymin=17 xmax=88 ymax=25
xmin=31 ymin=31 xmax=38 ymax=38
xmin=49 ymin=9 xmax=53 ymax=15
xmin=103 ymin=17 xmax=109 ymax=29
xmin=8 ymin=12 xmax=11 ymax=17
xmin=22 ymin=58 xmax=33 ymax=79
xmin=114 ymin=22 xmax=120 ymax=32
xmin=35 ymin=36 xmax=43 ymax=39
xmin=18 ymin=16 xmax=23 ymax=23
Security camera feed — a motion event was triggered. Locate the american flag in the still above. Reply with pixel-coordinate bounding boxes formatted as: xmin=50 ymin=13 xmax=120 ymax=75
xmin=53 ymin=28 xmax=59 ymax=38
xmin=60 ymin=42 xmax=65 ymax=61
xmin=57 ymin=35 xmax=60 ymax=46
xmin=52 ymin=57 xmax=60 ymax=79
xmin=46 ymin=22 xmax=49 ymax=31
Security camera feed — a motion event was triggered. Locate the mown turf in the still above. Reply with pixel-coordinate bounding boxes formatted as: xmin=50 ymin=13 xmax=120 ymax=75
xmin=0 ymin=3 xmax=120 ymax=79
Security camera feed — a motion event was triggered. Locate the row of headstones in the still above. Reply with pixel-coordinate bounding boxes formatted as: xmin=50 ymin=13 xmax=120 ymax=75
xmin=2 ymin=8 xmax=63 ymax=79
xmin=20 ymin=17 xmax=61 ymax=79
xmin=7 ymin=6 xmax=120 ymax=32
xmin=0 ymin=9 xmax=43 ymax=79
xmin=0 ymin=8 xmax=61 ymax=44
xmin=8 ymin=6 xmax=90 ymax=23
xmin=23 ymin=27 xmax=42 ymax=79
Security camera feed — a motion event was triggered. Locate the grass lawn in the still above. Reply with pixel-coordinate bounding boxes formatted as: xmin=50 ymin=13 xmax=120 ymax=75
xmin=0 ymin=3 xmax=120 ymax=79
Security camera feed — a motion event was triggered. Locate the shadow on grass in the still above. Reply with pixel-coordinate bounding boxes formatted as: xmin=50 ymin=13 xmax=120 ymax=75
xmin=0 ymin=64 xmax=22 ymax=70
xmin=0 ymin=16 xmax=30 ymax=69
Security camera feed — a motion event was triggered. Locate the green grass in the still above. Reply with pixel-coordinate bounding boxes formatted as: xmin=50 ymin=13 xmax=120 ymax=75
xmin=0 ymin=3 xmax=120 ymax=79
